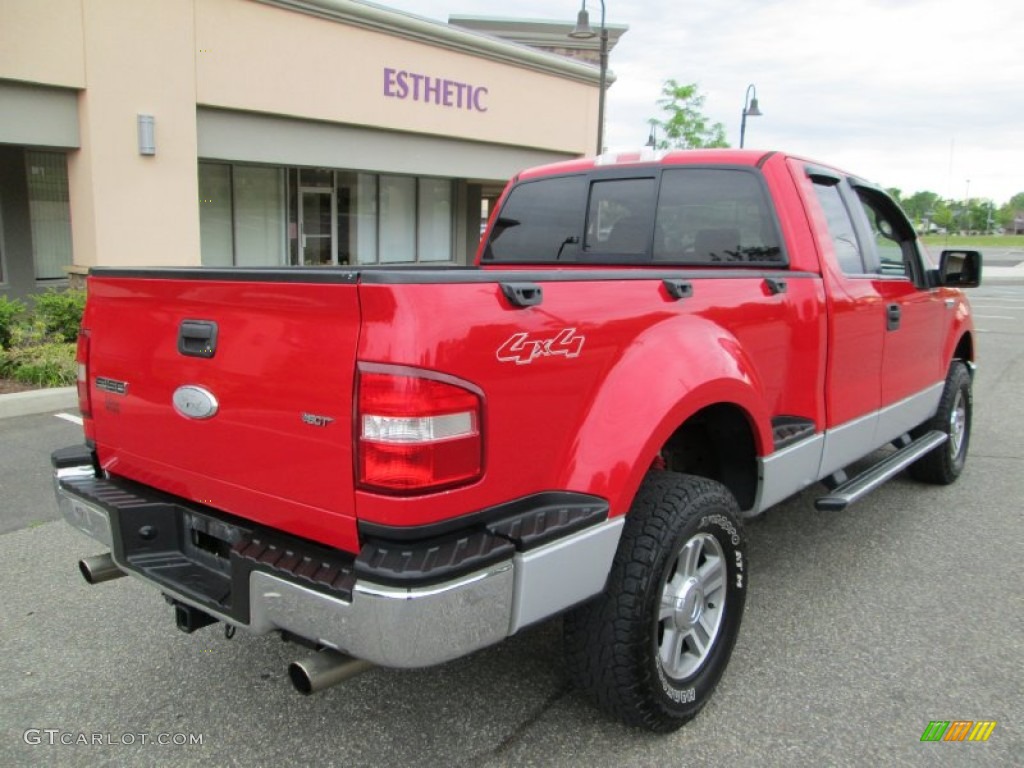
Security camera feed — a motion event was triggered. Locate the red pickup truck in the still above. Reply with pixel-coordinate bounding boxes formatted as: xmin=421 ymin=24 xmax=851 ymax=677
xmin=54 ymin=149 xmax=981 ymax=732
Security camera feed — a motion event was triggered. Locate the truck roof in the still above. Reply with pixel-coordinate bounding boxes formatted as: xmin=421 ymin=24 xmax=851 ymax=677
xmin=515 ymin=148 xmax=781 ymax=181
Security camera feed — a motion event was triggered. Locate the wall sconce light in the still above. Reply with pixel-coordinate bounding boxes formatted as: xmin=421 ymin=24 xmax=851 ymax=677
xmin=137 ymin=114 xmax=155 ymax=156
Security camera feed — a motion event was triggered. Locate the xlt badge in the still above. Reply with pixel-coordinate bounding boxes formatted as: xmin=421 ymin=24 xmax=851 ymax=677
xmin=301 ymin=413 xmax=335 ymax=427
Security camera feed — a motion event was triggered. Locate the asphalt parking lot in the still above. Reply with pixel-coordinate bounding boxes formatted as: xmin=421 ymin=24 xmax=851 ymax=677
xmin=1 ymin=285 xmax=1021 ymax=767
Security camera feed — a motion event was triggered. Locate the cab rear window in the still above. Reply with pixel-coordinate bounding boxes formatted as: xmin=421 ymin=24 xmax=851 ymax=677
xmin=484 ymin=175 xmax=587 ymax=262
xmin=484 ymin=167 xmax=785 ymax=266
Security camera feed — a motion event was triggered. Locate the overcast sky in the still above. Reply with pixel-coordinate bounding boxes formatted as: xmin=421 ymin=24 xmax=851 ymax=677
xmin=376 ymin=0 xmax=1022 ymax=205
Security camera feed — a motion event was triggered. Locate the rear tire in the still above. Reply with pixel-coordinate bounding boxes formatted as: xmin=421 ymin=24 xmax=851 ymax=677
xmin=910 ymin=361 xmax=972 ymax=485
xmin=563 ymin=472 xmax=747 ymax=732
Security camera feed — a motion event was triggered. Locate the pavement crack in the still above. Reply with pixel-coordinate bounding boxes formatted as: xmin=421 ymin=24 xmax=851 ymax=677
xmin=471 ymin=683 xmax=572 ymax=765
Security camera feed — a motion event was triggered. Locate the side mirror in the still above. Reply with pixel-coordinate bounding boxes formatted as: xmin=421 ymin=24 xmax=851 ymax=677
xmin=938 ymin=249 xmax=982 ymax=288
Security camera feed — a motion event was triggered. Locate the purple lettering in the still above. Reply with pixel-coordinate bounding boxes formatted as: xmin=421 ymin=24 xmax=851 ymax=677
xmin=472 ymin=86 xmax=488 ymax=113
xmin=383 ymin=68 xmax=489 ymax=114
xmin=424 ymin=76 xmax=441 ymax=104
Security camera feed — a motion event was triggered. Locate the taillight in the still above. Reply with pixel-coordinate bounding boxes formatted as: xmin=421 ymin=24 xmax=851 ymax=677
xmin=357 ymin=366 xmax=483 ymax=494
xmin=76 ymin=330 xmax=92 ymax=418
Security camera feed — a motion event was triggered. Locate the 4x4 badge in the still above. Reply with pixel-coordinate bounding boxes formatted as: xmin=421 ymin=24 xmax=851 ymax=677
xmin=496 ymin=328 xmax=585 ymax=365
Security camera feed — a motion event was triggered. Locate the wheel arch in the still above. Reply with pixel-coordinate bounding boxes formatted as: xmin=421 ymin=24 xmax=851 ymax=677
xmin=952 ymin=330 xmax=974 ymax=367
xmin=557 ymin=316 xmax=772 ymax=519
xmin=659 ymin=403 xmax=761 ymax=511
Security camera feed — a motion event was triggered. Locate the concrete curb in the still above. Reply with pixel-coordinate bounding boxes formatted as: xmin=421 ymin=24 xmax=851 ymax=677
xmin=0 ymin=387 xmax=77 ymax=420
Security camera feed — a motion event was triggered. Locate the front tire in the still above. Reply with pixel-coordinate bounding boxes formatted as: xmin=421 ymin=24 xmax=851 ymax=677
xmin=910 ymin=360 xmax=972 ymax=485
xmin=563 ymin=472 xmax=747 ymax=732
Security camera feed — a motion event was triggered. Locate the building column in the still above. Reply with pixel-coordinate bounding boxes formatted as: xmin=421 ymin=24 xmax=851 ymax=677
xmin=68 ymin=0 xmax=201 ymax=269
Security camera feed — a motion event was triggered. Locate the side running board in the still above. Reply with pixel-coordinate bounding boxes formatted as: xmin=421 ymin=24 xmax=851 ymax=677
xmin=815 ymin=431 xmax=947 ymax=512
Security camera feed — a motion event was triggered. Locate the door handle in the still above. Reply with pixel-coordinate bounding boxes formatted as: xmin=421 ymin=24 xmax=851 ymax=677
xmin=886 ymin=303 xmax=901 ymax=331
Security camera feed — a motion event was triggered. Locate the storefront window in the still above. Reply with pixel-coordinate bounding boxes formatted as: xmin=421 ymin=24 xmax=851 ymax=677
xmin=200 ymin=163 xmax=286 ymax=267
xmin=234 ymin=166 xmax=285 ymax=267
xmin=379 ymin=175 xmax=416 ymax=263
xmin=338 ymin=172 xmax=377 ymax=265
xmin=418 ymin=178 xmax=453 ymax=262
xmin=0 ymin=201 xmax=6 ymax=284
xmin=199 ymin=163 xmax=233 ymax=267
xmin=25 ymin=151 xmax=73 ymax=280
xmin=200 ymin=163 xmax=456 ymax=268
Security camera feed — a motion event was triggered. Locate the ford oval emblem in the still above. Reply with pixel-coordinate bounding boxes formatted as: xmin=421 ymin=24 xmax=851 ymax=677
xmin=172 ymin=385 xmax=219 ymax=420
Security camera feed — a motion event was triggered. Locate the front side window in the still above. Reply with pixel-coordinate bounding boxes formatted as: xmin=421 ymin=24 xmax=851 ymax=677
xmin=851 ymin=188 xmax=916 ymax=279
xmin=653 ymin=169 xmax=783 ymax=264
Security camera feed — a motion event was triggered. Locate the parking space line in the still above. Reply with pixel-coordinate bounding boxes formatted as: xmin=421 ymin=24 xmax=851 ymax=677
xmin=55 ymin=412 xmax=84 ymax=426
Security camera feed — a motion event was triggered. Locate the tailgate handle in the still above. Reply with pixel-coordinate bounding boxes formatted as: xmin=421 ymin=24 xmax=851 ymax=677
xmin=501 ymin=283 xmax=543 ymax=308
xmin=178 ymin=320 xmax=218 ymax=358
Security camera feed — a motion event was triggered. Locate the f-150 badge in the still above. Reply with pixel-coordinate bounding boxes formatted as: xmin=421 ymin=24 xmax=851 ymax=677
xmin=496 ymin=328 xmax=585 ymax=365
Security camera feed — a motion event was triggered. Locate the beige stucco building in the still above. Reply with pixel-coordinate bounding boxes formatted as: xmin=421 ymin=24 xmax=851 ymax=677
xmin=0 ymin=0 xmax=610 ymax=297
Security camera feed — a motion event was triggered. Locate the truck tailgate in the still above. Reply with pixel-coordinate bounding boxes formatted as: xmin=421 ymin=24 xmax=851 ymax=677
xmin=83 ymin=274 xmax=360 ymax=553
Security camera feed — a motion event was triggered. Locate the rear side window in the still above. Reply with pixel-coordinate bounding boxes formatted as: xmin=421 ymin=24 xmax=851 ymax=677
xmin=811 ymin=182 xmax=866 ymax=274
xmin=484 ymin=176 xmax=586 ymax=262
xmin=653 ymin=169 xmax=784 ymax=264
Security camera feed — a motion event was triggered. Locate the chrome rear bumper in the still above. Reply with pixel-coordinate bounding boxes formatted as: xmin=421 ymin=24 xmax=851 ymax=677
xmin=55 ymin=462 xmax=622 ymax=668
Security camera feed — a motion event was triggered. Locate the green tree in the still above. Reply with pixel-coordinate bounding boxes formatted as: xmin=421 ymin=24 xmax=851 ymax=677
xmin=997 ymin=192 xmax=1024 ymax=230
xmin=902 ymin=191 xmax=940 ymax=223
xmin=648 ymin=80 xmax=729 ymax=150
xmin=930 ymin=200 xmax=955 ymax=230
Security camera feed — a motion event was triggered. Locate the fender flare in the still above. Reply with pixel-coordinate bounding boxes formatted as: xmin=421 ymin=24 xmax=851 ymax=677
xmin=557 ymin=315 xmax=772 ymax=516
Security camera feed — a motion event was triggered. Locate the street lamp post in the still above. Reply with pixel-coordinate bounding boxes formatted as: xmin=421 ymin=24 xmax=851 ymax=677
xmin=569 ymin=1 xmax=607 ymax=156
xmin=964 ymin=178 xmax=971 ymax=233
xmin=739 ymin=83 xmax=762 ymax=149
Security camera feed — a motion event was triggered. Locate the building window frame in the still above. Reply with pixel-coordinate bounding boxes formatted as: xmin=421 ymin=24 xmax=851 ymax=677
xmin=0 ymin=199 xmax=7 ymax=286
xmin=201 ymin=162 xmax=457 ymax=268
xmin=25 ymin=150 xmax=73 ymax=282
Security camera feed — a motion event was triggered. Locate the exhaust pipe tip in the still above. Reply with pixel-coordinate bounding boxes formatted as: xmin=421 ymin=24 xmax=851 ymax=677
xmin=79 ymin=553 xmax=125 ymax=585
xmin=288 ymin=661 xmax=316 ymax=695
xmin=288 ymin=650 xmax=374 ymax=695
